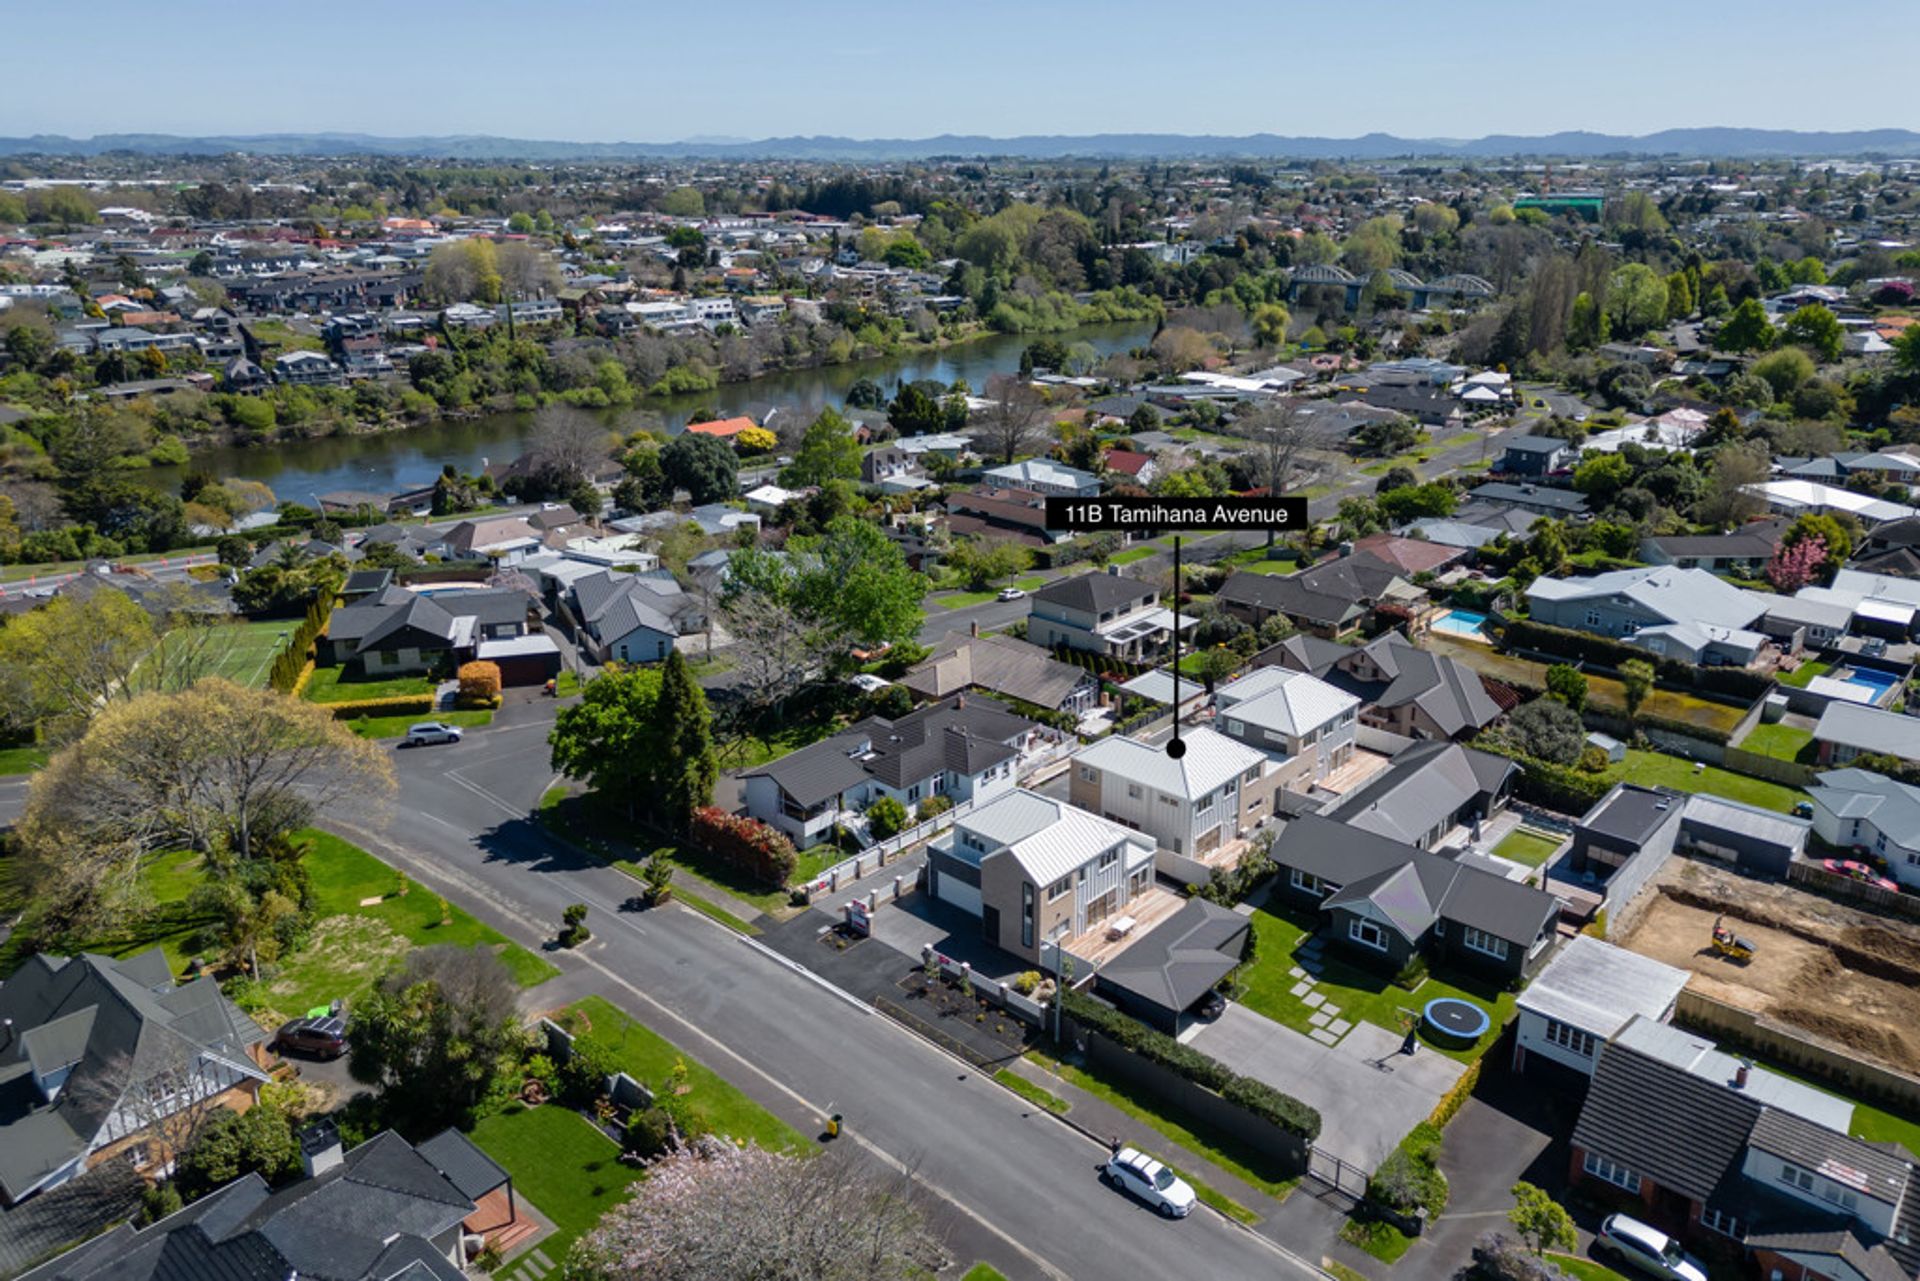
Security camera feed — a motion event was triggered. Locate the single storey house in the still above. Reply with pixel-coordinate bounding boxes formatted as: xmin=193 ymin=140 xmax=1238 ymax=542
xmin=1093 ymin=899 xmax=1249 ymax=1035
xmin=1813 ymin=701 xmax=1920 ymax=767
xmin=898 ymin=632 xmax=1098 ymax=715
xmin=1807 ymin=768 xmax=1920 ymax=888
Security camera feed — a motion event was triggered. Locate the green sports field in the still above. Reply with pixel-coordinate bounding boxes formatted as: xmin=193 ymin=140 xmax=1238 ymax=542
xmin=143 ymin=618 xmax=298 ymax=690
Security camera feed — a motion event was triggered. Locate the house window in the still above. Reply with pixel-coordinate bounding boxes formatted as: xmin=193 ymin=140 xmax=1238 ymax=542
xmin=1348 ymin=918 xmax=1387 ymax=951
xmin=1781 ymin=1162 xmax=1816 ymax=1194
xmin=1699 ymin=1208 xmax=1741 ymax=1238
xmin=1584 ymin=610 xmax=1602 ymax=628
xmin=1079 ymin=766 xmax=1097 ymax=784
xmin=1227 ymin=719 xmax=1244 ymax=736
xmin=379 ymin=650 xmax=400 ymax=667
xmin=1290 ymin=868 xmax=1323 ymax=896
xmin=908 ymin=784 xmax=921 ymax=802
xmin=1047 ymin=876 xmax=1072 ymax=902
xmin=1544 ymin=1018 xmax=1596 ymax=1058
xmin=1021 ymin=883 xmax=1034 ymax=949
xmin=1098 ymin=848 xmax=1119 ymax=869
xmin=1461 ymin=927 xmax=1511 ymax=960
xmin=1127 ymin=783 xmax=1142 ymax=800
xmin=1583 ymin=1152 xmax=1640 ymax=1192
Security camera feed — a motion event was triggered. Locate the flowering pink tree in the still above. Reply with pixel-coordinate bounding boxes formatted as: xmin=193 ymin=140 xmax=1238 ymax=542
xmin=1766 ymin=534 xmax=1828 ymax=592
xmin=568 ymin=1140 xmax=938 ymax=1281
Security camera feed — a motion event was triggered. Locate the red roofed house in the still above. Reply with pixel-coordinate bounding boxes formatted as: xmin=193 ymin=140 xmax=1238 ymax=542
xmin=1351 ymin=532 xmax=1467 ymax=578
xmin=1103 ymin=449 xmax=1158 ymax=485
xmin=684 ymin=416 xmax=758 ymax=442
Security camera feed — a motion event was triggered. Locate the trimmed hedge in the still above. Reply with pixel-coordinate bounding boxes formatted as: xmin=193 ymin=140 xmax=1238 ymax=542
xmin=1062 ymin=990 xmax=1321 ymax=1141
xmin=1472 ymin=739 xmax=1614 ymax=814
xmin=1502 ymin=618 xmax=1771 ymax=703
xmin=328 ymin=693 xmax=436 ymax=720
xmin=690 ymin=806 xmax=797 ymax=887
xmin=269 ymin=596 xmax=333 ymax=693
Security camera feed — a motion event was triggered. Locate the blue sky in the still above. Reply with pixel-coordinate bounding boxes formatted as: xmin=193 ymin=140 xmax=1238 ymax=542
xmin=5 ymin=1 xmax=1917 ymax=141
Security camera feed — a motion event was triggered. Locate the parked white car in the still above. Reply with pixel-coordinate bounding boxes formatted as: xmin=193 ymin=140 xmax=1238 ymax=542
xmin=1597 ymin=1214 xmax=1707 ymax=1281
xmin=996 ymin=587 xmax=1027 ymax=601
xmin=404 ymin=722 xmax=464 ymax=747
xmin=846 ymin=674 xmax=892 ymax=693
xmin=1102 ymin=1147 xmax=1196 ymax=1218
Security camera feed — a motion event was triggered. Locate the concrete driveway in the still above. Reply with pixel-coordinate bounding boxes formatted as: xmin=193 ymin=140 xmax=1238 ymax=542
xmin=1190 ymin=1004 xmax=1465 ymax=1173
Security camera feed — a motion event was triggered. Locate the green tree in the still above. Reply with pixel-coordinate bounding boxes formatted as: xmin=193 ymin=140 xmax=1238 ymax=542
xmin=348 ymin=945 xmax=525 ymax=1132
xmin=1566 ymin=292 xmax=1609 ymax=351
xmin=794 ymin=517 xmax=926 ymax=650
xmin=549 ymin=666 xmax=664 ymax=818
xmin=1572 ymin=453 xmax=1633 ymax=501
xmin=1783 ymin=512 xmax=1852 ymax=564
xmin=1376 ymin=483 xmax=1456 ymax=524
xmin=177 ymin=1102 xmax=299 ymax=1199
xmin=1894 ymin=323 xmax=1920 ymax=377
xmin=1752 ymin=347 xmax=1815 ymax=399
xmin=1717 ymin=297 xmax=1776 ymax=353
xmin=887 ymin=382 xmax=946 ymax=436
xmin=1664 ymin=270 xmax=1696 ymax=321
xmin=659 ymin=186 xmax=705 ymax=218
xmin=0 ymin=590 xmax=156 ymax=738
xmin=659 ymin=432 xmax=738 ymax=505
xmin=507 ymin=211 xmax=535 ymax=233
xmin=782 ymin=408 xmax=863 ymax=488
xmin=865 ymin=795 xmax=908 ymax=839
xmin=652 ymin=650 xmax=718 ymax=833
xmin=1250 ymin=302 xmax=1291 ymax=347
xmin=1619 ymin=659 xmax=1655 ymax=723
xmin=946 ymin=536 xmax=1031 ymax=590
xmin=1508 ymin=1182 xmax=1577 ymax=1256
xmin=1605 ymin=264 xmax=1669 ymax=338
xmin=1781 ymin=304 xmax=1843 ymax=362
xmin=1545 ymin=664 xmax=1588 ymax=713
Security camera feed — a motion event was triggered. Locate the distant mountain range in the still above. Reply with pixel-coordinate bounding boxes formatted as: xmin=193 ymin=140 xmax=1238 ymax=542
xmin=4 ymin=127 xmax=1920 ymax=161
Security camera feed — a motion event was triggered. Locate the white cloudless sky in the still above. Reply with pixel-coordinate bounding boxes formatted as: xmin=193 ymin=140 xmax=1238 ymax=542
xmin=5 ymin=0 xmax=1917 ymax=141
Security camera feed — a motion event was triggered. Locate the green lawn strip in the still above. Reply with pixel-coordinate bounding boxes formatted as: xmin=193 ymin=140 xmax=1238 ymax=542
xmin=937 ymin=590 xmax=999 ymax=609
xmin=1011 ymin=575 xmax=1047 ymax=591
xmin=1024 ymin=1049 xmax=1298 ymax=1203
xmin=545 ymin=796 xmax=787 ymax=915
xmin=1340 ymin=1217 xmax=1414 ymax=1263
xmin=302 ymin=665 xmax=436 ymax=703
xmin=1239 ymin=904 xmax=1514 ymax=1063
xmin=613 ymin=856 xmax=764 ymax=937
xmin=469 ymin=1103 xmax=643 ymax=1265
xmin=1779 ymin=661 xmax=1832 ymax=689
xmin=561 ymin=996 xmax=806 ymax=1152
xmin=1608 ymin=749 xmax=1804 ymax=814
xmin=0 ymin=745 xmax=49 ymax=775
xmin=962 ymin=1266 xmax=1010 ymax=1281
xmin=993 ymin=1068 xmax=1069 ymax=1114
xmin=1490 ymin=828 xmax=1563 ymax=868
xmin=1184 ymin=1175 xmax=1260 ymax=1226
xmin=554 ymin=670 xmax=583 ymax=695
xmin=1111 ymin=546 xmax=1157 ymax=565
xmin=1739 ymin=722 xmax=1815 ymax=763
xmin=1324 ymin=1261 xmax=1372 ymax=1281
xmin=1549 ymin=1253 xmax=1633 ymax=1281
xmin=346 ymin=709 xmax=493 ymax=739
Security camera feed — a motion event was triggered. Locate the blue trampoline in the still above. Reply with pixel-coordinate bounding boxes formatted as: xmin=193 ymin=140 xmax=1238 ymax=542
xmin=1423 ymin=997 xmax=1490 ymax=1046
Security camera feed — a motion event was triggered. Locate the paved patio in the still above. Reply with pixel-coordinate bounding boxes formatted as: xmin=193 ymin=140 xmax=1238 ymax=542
xmin=1189 ymin=1003 xmax=1465 ymax=1173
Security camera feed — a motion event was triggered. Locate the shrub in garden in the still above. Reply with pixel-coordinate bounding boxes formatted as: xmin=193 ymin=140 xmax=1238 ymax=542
xmin=456 ymin=660 xmax=502 ymax=708
xmin=865 ymin=796 xmax=908 ymax=840
xmin=623 ymin=1105 xmax=679 ymax=1159
xmin=689 ymin=807 xmax=798 ymax=886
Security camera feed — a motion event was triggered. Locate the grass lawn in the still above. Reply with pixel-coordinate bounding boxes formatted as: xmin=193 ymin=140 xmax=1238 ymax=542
xmin=346 ymin=709 xmax=494 ymax=740
xmin=1324 ymin=1262 xmax=1372 ymax=1281
xmin=1550 ymin=1254 xmax=1633 ymax=1281
xmin=1111 ymin=546 xmax=1158 ymax=565
xmin=263 ymin=830 xmax=557 ymax=1016
xmin=1607 ymin=749 xmax=1805 ymax=814
xmin=994 ymin=1069 xmax=1069 ymax=1114
xmin=1341 ymin=1217 xmax=1414 ymax=1263
xmin=543 ymin=794 xmax=789 ymax=916
xmin=303 ymin=664 xmax=435 ymax=704
xmin=937 ymin=590 xmax=999 ymax=610
xmin=559 ymin=996 xmax=806 ymax=1152
xmin=140 ymin=617 xmax=296 ymax=690
xmin=1739 ymin=722 xmax=1815 ymax=763
xmin=1779 ymin=660 xmax=1832 ymax=689
xmin=0 ymin=745 xmax=48 ymax=775
xmin=469 ymin=1103 xmax=643 ymax=1265
xmin=715 ymin=717 xmax=841 ymax=772
xmin=1491 ymin=827 xmax=1563 ymax=868
xmin=1025 ymin=1048 xmax=1297 ymax=1206
xmin=1011 ymin=574 xmax=1047 ymax=591
xmin=962 ymin=1266 xmax=1010 ymax=1281
xmin=1424 ymin=636 xmax=1747 ymax=738
xmin=1238 ymin=904 xmax=1516 ymax=1062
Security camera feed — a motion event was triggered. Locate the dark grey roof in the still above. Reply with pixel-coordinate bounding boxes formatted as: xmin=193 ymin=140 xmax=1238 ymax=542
xmin=1644 ymin=518 xmax=1787 ymax=560
xmin=1748 ymin=1108 xmax=1911 ymax=1205
xmin=1033 ymin=571 xmax=1154 ymax=614
xmin=1324 ymin=740 xmax=1516 ymax=846
xmin=1352 ymin=633 xmax=1502 ymax=737
xmin=742 ymin=696 xmax=1034 ymax=806
xmin=1096 ymin=899 xmax=1248 ymax=1014
xmin=1744 ymin=1224 xmax=1912 ymax=1281
xmin=741 ymin=731 xmax=873 ymax=808
xmin=1573 ymin=1038 xmax=1763 ymax=1203
xmin=1578 ymin=783 xmax=1684 ymax=847
xmin=1259 ymin=632 xmax=1353 ymax=678
xmin=1502 ymin=435 xmax=1573 ymax=455
xmin=1469 ymin=482 xmax=1591 ymax=513
xmin=341 ymin=569 xmax=395 ymax=594
xmin=437 ymin=589 xmax=531 ymax=628
xmin=899 ymin=634 xmax=1088 ymax=709
xmin=1218 ymin=570 xmax=1363 ymax=628
xmin=415 ymin=1129 xmax=510 ymax=1202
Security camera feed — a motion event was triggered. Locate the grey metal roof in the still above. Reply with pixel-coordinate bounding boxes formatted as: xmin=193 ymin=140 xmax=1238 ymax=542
xmin=1072 ymin=726 xmax=1265 ymax=802
xmin=1470 ymin=482 xmax=1590 ymax=513
xmin=1502 ymin=435 xmax=1574 ymax=455
xmin=1744 ymin=1224 xmax=1912 ymax=1281
xmin=1096 ymin=899 xmax=1248 ymax=1014
xmin=1516 ymin=935 xmax=1689 ymax=1038
xmin=1325 ymin=741 xmax=1515 ymax=846
xmin=1679 ymin=793 xmax=1810 ymax=852
xmin=1815 ymin=701 xmax=1920 ymax=760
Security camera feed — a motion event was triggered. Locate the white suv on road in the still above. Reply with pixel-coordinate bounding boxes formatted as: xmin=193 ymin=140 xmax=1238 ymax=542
xmin=404 ymin=722 xmax=464 ymax=747
xmin=1102 ymin=1147 xmax=1196 ymax=1218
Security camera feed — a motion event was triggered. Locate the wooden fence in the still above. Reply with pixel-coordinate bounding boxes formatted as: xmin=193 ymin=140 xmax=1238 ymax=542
xmin=1673 ymin=988 xmax=1920 ymax=1116
xmin=1786 ymin=859 xmax=1920 ymax=922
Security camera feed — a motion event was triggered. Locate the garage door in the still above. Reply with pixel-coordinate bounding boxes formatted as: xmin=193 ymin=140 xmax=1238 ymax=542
xmin=935 ymin=873 xmax=982 ymax=917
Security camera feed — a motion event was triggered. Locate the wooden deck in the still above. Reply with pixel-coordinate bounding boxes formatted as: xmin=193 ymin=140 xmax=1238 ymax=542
xmin=466 ymin=1185 xmax=539 ymax=1257
xmin=1062 ymin=885 xmax=1188 ymax=968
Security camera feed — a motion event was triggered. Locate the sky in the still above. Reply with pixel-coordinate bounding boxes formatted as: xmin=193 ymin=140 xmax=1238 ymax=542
xmin=5 ymin=1 xmax=1918 ymax=143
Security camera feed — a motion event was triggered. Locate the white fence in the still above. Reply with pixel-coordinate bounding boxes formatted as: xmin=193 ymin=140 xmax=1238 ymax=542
xmin=801 ymin=797 xmax=978 ymax=899
xmin=917 ymin=947 xmax=1059 ymax=1027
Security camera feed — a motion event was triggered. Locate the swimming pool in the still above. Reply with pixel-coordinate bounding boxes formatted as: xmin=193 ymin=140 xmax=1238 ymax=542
xmin=1838 ymin=666 xmax=1902 ymax=702
xmin=1431 ymin=609 xmax=1490 ymax=640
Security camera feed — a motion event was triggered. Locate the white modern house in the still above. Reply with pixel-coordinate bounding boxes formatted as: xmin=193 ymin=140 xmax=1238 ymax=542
xmin=1068 ymin=727 xmax=1275 ymax=884
xmin=1807 ymin=768 xmax=1920 ymax=887
xmin=1027 ymin=570 xmax=1194 ymax=660
xmin=1212 ymin=666 xmax=1360 ymax=789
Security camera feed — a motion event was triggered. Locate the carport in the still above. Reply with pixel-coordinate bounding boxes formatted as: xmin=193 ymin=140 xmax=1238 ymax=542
xmin=477 ymin=634 xmax=563 ymax=686
xmin=1093 ymin=899 xmax=1247 ymax=1035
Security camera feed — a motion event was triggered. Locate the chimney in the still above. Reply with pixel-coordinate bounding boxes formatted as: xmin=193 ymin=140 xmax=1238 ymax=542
xmin=300 ymin=1119 xmax=344 ymax=1178
xmin=1734 ymin=1060 xmax=1751 ymax=1090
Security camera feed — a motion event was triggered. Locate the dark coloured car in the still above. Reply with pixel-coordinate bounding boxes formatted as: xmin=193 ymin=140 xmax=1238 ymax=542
xmin=1194 ymin=989 xmax=1228 ymax=1021
xmin=273 ymin=1015 xmax=348 ymax=1060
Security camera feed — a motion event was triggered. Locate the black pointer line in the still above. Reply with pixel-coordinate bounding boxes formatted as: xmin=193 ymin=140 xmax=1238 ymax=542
xmin=1168 ymin=534 xmax=1185 ymax=761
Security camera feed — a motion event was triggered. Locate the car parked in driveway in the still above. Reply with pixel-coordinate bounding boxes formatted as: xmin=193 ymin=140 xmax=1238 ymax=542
xmin=1102 ymin=1147 xmax=1196 ymax=1218
xmin=1597 ymin=1214 xmax=1706 ymax=1281
xmin=272 ymin=1015 xmax=349 ymax=1060
xmin=404 ymin=721 xmax=464 ymax=746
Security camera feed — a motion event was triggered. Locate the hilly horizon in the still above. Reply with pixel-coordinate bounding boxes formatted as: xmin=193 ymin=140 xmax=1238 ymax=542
xmin=4 ymin=126 xmax=1920 ymax=161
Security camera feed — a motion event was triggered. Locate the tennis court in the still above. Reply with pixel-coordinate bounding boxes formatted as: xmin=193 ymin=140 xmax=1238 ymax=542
xmin=143 ymin=618 xmax=297 ymax=690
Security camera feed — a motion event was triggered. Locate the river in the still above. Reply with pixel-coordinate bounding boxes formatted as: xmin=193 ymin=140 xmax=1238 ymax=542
xmin=147 ymin=320 xmax=1157 ymax=504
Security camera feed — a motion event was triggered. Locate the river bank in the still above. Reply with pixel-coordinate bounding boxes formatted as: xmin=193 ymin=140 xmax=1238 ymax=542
xmin=146 ymin=319 xmax=1158 ymax=502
